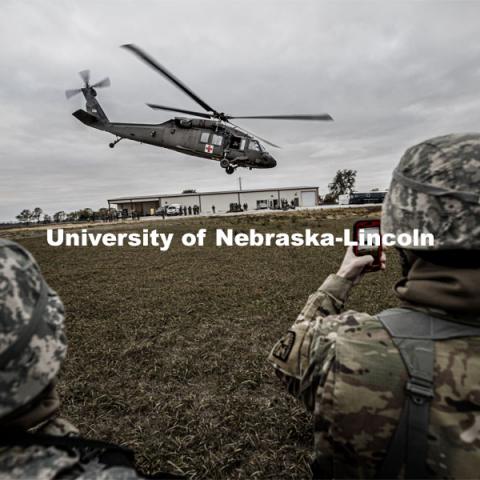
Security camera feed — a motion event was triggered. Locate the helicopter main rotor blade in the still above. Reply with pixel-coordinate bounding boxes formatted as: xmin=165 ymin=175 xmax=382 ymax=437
xmin=92 ymin=77 xmax=111 ymax=89
xmin=147 ymin=103 xmax=213 ymax=119
xmin=122 ymin=44 xmax=218 ymax=116
xmin=227 ymin=114 xmax=334 ymax=121
xmin=79 ymin=69 xmax=90 ymax=86
xmin=227 ymin=121 xmax=281 ymax=149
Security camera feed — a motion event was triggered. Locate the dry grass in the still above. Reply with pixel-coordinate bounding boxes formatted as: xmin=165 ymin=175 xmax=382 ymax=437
xmin=13 ymin=207 xmax=401 ymax=479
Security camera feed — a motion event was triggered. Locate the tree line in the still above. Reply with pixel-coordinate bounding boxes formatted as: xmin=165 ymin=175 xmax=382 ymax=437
xmin=15 ymin=207 xmax=120 ymax=225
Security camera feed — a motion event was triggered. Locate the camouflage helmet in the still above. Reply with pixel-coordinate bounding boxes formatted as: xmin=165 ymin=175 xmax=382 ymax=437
xmin=0 ymin=239 xmax=67 ymax=419
xmin=382 ymin=133 xmax=480 ymax=249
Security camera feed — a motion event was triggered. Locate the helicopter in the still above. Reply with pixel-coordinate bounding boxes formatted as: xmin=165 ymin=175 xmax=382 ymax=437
xmin=66 ymin=44 xmax=333 ymax=175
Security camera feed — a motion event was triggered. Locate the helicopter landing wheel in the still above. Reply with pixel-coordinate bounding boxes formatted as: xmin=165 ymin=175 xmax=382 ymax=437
xmin=220 ymin=158 xmax=230 ymax=169
xmin=225 ymin=166 xmax=235 ymax=175
xmin=109 ymin=137 xmax=122 ymax=149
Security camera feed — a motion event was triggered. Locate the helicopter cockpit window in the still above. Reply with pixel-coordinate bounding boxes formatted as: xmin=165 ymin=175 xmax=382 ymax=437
xmin=249 ymin=140 xmax=261 ymax=151
xmin=239 ymin=139 xmax=246 ymax=151
xmin=212 ymin=134 xmax=223 ymax=146
xmin=200 ymin=132 xmax=210 ymax=143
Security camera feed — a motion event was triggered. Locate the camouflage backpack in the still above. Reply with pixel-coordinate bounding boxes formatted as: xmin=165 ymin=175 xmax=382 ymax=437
xmin=374 ymin=309 xmax=480 ymax=478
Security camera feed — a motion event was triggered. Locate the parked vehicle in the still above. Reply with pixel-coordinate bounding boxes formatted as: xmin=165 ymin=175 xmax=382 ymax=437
xmin=338 ymin=192 xmax=387 ymax=205
xmin=166 ymin=204 xmax=182 ymax=216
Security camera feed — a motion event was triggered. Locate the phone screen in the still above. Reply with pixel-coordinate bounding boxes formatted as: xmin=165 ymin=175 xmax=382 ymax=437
xmin=357 ymin=226 xmax=381 ymax=254
xmin=353 ymin=219 xmax=382 ymax=270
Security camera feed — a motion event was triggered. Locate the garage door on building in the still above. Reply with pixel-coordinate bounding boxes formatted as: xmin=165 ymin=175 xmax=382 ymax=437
xmin=301 ymin=191 xmax=316 ymax=207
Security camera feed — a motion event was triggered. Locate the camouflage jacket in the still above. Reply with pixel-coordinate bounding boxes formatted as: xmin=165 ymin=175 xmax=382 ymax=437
xmin=268 ymin=274 xmax=480 ymax=479
xmin=0 ymin=418 xmax=147 ymax=480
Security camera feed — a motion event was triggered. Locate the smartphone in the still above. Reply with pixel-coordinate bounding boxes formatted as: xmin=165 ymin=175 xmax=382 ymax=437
xmin=352 ymin=219 xmax=382 ymax=271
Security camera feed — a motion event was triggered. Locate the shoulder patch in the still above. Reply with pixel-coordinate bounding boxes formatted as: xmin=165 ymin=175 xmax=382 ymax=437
xmin=272 ymin=331 xmax=296 ymax=362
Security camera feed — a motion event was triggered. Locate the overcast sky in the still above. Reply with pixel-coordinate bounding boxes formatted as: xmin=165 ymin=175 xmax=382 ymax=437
xmin=1 ymin=0 xmax=480 ymax=221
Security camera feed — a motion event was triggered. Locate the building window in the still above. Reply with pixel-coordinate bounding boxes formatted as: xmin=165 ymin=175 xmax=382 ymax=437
xmin=200 ymin=132 xmax=210 ymax=143
xmin=212 ymin=134 xmax=223 ymax=146
xmin=256 ymin=199 xmax=268 ymax=209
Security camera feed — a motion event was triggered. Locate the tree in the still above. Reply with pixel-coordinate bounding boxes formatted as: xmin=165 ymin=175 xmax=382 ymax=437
xmin=43 ymin=214 xmax=52 ymax=224
xmin=78 ymin=208 xmax=93 ymax=221
xmin=107 ymin=208 xmax=118 ymax=221
xmin=16 ymin=209 xmax=33 ymax=224
xmin=322 ymin=193 xmax=337 ymax=204
xmin=32 ymin=207 xmax=43 ymax=224
xmin=328 ymin=169 xmax=357 ymax=201
xmin=97 ymin=208 xmax=109 ymax=220
xmin=66 ymin=211 xmax=79 ymax=222
xmin=53 ymin=211 xmax=66 ymax=223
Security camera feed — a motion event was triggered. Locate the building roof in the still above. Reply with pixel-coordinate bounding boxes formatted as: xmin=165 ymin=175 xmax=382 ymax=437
xmin=108 ymin=186 xmax=318 ymax=203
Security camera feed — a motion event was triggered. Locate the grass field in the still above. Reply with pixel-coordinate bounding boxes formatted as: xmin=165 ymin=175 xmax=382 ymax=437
xmin=11 ymin=207 xmax=401 ymax=479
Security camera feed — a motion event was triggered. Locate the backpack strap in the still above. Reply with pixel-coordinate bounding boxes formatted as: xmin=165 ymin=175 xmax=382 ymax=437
xmin=376 ymin=308 xmax=480 ymax=479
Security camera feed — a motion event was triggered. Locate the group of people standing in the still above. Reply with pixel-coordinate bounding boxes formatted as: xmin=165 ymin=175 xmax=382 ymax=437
xmin=175 ymin=205 xmax=201 ymax=216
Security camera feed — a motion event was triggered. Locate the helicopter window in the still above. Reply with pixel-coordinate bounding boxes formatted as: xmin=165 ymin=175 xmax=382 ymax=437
xmin=177 ymin=118 xmax=192 ymax=128
xmin=249 ymin=140 xmax=260 ymax=151
xmin=239 ymin=139 xmax=246 ymax=151
xmin=200 ymin=132 xmax=210 ymax=143
xmin=229 ymin=135 xmax=242 ymax=149
xmin=212 ymin=134 xmax=223 ymax=146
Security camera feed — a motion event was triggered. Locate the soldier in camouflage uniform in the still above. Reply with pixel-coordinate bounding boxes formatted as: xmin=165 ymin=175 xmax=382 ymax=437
xmin=0 ymin=240 xmax=179 ymax=479
xmin=269 ymin=133 xmax=480 ymax=478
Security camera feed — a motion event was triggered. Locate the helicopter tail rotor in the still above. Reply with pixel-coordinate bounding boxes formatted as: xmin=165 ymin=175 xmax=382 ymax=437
xmin=65 ymin=70 xmax=111 ymax=99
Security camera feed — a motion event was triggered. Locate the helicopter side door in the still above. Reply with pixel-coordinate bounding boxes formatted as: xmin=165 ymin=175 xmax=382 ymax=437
xmin=224 ymin=134 xmax=247 ymax=158
xmin=196 ymin=130 xmax=224 ymax=157
xmin=163 ymin=119 xmax=199 ymax=152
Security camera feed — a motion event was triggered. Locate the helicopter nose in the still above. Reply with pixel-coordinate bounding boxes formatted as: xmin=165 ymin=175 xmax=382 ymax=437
xmin=262 ymin=153 xmax=277 ymax=168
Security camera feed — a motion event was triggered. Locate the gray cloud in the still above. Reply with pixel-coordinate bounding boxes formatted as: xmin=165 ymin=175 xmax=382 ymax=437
xmin=1 ymin=0 xmax=480 ymax=221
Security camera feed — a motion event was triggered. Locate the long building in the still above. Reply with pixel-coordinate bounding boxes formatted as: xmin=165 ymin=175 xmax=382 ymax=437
xmin=108 ymin=186 xmax=319 ymax=215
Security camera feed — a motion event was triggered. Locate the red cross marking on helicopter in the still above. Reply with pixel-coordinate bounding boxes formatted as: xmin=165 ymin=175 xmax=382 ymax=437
xmin=205 ymin=144 xmax=214 ymax=154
